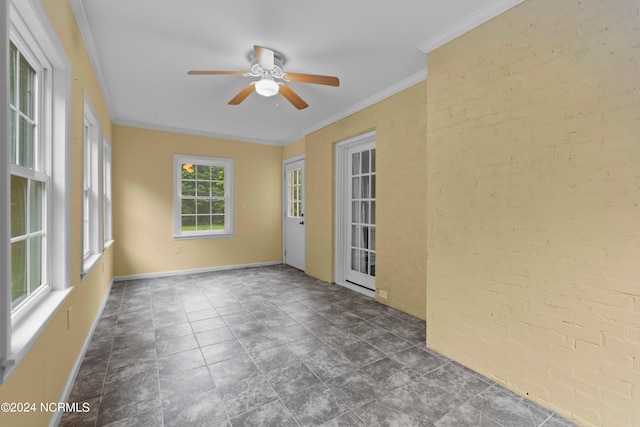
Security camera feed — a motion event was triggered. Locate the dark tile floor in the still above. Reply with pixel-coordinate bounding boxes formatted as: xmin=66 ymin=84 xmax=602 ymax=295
xmin=60 ymin=265 xmax=577 ymax=427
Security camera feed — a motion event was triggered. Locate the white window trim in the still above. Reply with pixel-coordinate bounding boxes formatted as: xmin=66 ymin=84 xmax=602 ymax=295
xmin=1 ymin=0 xmax=72 ymax=385
xmin=173 ymin=154 xmax=234 ymax=239
xmin=81 ymin=94 xmax=103 ymax=276
xmin=103 ymin=137 xmax=113 ymax=247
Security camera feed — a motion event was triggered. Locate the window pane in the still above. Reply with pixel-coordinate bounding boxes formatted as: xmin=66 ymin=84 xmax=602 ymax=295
xmin=351 ymin=153 xmax=360 ymax=175
xmin=30 ymin=235 xmax=42 ymax=290
xmin=11 ymin=240 xmax=27 ymax=307
xmin=351 ymin=248 xmax=358 ymax=271
xmin=181 ymin=215 xmax=195 ymax=231
xmin=196 ymin=215 xmax=211 ymax=231
xmin=361 ymin=201 xmax=369 ymax=224
xmin=352 ymin=201 xmax=360 ymax=223
xmin=211 ymin=182 xmax=225 ymax=197
xmin=19 ymin=115 xmax=35 ymax=168
xmin=181 ymin=180 xmax=195 ymax=196
xmin=360 ymin=250 xmax=368 ymax=274
xmin=181 ymin=163 xmax=195 ymax=178
xmin=30 ymin=180 xmax=43 ymax=232
xmin=370 ymin=252 xmax=376 ymax=276
xmin=361 ymin=176 xmax=369 ymax=199
xmin=10 ymin=43 xmax=17 ymax=105
xmin=212 ymin=200 xmax=224 ymax=214
xmin=371 ymin=201 xmax=376 ymax=225
xmin=181 ymin=199 xmax=195 ymax=215
xmin=371 ymin=175 xmax=376 ymax=198
xmin=351 ymin=225 xmax=358 ymax=247
xmin=352 ymin=177 xmax=360 ymax=200
xmin=10 ymin=110 xmax=17 ymax=164
xmin=212 ymin=214 xmax=225 ymax=229
xmin=11 ymin=175 xmax=27 ymax=237
xmin=370 ymin=227 xmax=376 ymax=251
xmin=197 ymin=181 xmax=210 ymax=197
xmin=362 ymin=226 xmax=369 ymax=249
xmin=211 ymin=166 xmax=225 ymax=180
xmin=196 ymin=164 xmax=210 ymax=180
xmin=361 ymin=150 xmax=370 ymax=174
xmin=20 ymin=54 xmax=37 ymax=120
xmin=371 ymin=149 xmax=376 ymax=173
xmin=196 ymin=199 xmax=211 ymax=215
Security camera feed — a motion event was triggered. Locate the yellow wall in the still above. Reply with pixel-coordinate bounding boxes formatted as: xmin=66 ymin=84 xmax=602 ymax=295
xmin=282 ymin=137 xmax=305 ymax=160
xmin=112 ymin=126 xmax=283 ymax=277
xmin=0 ymin=1 xmax=114 ymax=426
xmin=305 ymin=81 xmax=428 ymax=318
xmin=426 ymin=1 xmax=640 ymax=426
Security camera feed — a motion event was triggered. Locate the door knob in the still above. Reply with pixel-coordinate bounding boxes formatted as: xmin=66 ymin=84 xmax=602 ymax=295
xmin=299 ymin=221 xmax=305 ymax=225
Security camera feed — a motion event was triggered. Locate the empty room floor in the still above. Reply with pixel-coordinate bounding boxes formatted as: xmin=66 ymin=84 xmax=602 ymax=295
xmin=61 ymin=265 xmax=576 ymax=426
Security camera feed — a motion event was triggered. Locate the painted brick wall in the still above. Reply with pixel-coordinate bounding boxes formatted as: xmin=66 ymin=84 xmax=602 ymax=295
xmin=426 ymin=0 xmax=640 ymax=425
xmin=306 ymin=81 xmax=428 ymax=318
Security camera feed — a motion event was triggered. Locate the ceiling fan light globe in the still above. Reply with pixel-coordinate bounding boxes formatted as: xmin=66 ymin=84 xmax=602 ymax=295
xmin=255 ymin=78 xmax=279 ymax=97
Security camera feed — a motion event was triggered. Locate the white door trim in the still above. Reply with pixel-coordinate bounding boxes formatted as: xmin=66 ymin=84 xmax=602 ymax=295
xmin=282 ymin=154 xmax=305 ymax=270
xmin=334 ymin=130 xmax=376 ymax=298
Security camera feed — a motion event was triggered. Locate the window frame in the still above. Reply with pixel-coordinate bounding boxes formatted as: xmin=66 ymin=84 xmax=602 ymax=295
xmin=1 ymin=0 xmax=72 ymax=384
xmin=173 ymin=154 xmax=234 ymax=240
xmin=103 ymin=137 xmax=113 ymax=247
xmin=8 ymin=32 xmax=51 ymax=319
xmin=81 ymin=94 xmax=103 ymax=276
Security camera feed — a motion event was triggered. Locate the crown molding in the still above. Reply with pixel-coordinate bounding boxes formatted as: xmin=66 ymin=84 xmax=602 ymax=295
xmin=69 ymin=0 xmax=116 ymax=120
xmin=116 ymin=65 xmax=424 ymax=147
xmin=418 ymin=0 xmax=524 ymax=54
xmin=113 ymin=119 xmax=282 ymax=146
xmin=288 ymin=68 xmax=427 ymax=144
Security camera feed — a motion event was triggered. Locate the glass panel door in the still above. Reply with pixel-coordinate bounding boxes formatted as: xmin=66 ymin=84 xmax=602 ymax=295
xmin=346 ymin=144 xmax=375 ymax=290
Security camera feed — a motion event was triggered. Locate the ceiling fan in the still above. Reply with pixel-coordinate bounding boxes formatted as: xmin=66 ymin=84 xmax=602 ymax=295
xmin=188 ymin=45 xmax=340 ymax=110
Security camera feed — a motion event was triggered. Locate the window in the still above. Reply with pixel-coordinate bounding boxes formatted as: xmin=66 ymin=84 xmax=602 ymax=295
xmin=82 ymin=96 xmax=103 ymax=273
xmin=9 ymin=40 xmax=48 ymax=313
xmin=103 ymin=138 xmax=113 ymax=245
xmin=173 ymin=155 xmax=234 ymax=239
xmin=1 ymin=0 xmax=71 ymax=383
xmin=287 ymin=167 xmax=303 ymax=218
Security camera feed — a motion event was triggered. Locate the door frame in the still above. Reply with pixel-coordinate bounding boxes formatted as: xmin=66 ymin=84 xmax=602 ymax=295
xmin=334 ymin=130 xmax=376 ymax=298
xmin=282 ymin=154 xmax=305 ymax=270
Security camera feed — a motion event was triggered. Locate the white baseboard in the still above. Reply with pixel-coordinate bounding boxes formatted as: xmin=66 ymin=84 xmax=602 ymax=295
xmin=114 ymin=261 xmax=283 ymax=282
xmin=49 ymin=278 xmax=113 ymax=427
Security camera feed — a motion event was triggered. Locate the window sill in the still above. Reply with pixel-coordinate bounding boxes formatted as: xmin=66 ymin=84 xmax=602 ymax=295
xmin=81 ymin=252 xmax=102 ymax=279
xmin=173 ymin=232 xmax=234 ymax=241
xmin=1 ymin=287 xmax=72 ymax=384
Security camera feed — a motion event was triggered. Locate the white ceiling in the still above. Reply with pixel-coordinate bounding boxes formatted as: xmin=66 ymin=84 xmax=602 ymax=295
xmin=71 ymin=0 xmax=522 ymax=146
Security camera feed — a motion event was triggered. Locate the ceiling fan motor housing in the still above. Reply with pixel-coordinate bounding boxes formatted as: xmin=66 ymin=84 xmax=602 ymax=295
xmin=249 ymin=50 xmax=285 ymax=79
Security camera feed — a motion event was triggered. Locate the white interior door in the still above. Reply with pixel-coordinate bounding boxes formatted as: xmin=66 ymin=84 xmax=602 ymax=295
xmin=284 ymin=158 xmax=305 ymax=271
xmin=335 ymin=131 xmax=376 ymax=296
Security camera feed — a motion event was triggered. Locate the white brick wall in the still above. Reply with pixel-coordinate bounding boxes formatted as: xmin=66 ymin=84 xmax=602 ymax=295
xmin=426 ymin=1 xmax=640 ymax=425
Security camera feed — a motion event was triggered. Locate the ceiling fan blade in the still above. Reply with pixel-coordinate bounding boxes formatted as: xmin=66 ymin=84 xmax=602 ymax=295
xmin=283 ymin=72 xmax=340 ymax=87
xmin=187 ymin=70 xmax=246 ymax=76
xmin=254 ymin=45 xmax=275 ymax=71
xmin=278 ymin=84 xmax=309 ymax=110
xmin=228 ymin=83 xmax=256 ymax=105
